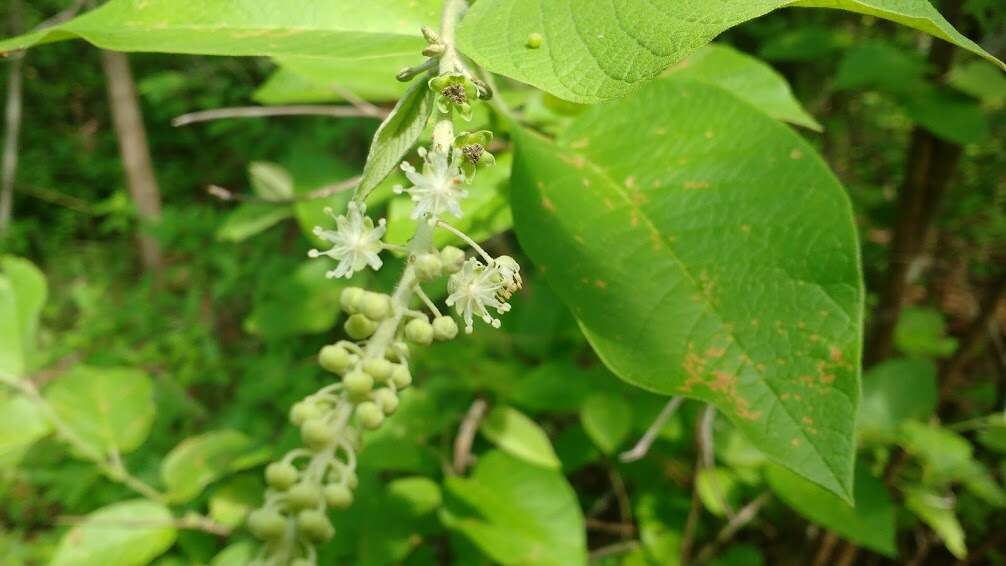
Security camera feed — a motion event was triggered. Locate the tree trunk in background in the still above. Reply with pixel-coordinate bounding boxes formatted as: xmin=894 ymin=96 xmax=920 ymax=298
xmin=0 ymin=0 xmax=24 ymax=237
xmin=101 ymin=50 xmax=163 ymax=272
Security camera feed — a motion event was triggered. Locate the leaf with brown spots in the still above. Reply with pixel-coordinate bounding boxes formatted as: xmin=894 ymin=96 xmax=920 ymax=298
xmin=511 ymin=79 xmax=862 ymax=501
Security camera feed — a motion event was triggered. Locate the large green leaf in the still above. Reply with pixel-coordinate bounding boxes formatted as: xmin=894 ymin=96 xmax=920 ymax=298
xmin=50 ymin=499 xmax=177 ymax=566
xmin=442 ymin=451 xmax=586 ymax=565
xmin=44 ymin=366 xmax=155 ymax=456
xmin=161 ymin=429 xmax=269 ymax=503
xmin=766 ymin=464 xmax=896 ymax=556
xmin=511 ymin=79 xmax=862 ymax=500
xmin=667 ymin=45 xmax=821 ymax=130
xmin=858 ymin=357 xmax=937 ymax=444
xmin=458 ymin=0 xmax=1003 ymax=103
xmin=0 ymin=0 xmax=438 ymax=59
xmin=479 ymin=405 xmax=560 ymax=470
xmin=0 ymin=395 xmax=51 ymax=469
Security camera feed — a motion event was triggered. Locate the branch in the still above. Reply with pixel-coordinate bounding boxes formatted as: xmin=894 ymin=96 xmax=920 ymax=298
xmin=620 ymin=396 xmax=684 ymax=462
xmin=172 ymin=105 xmax=387 ymax=127
xmin=0 ymin=0 xmax=24 ymax=236
xmin=452 ymin=397 xmax=487 ymax=474
xmin=695 ymin=492 xmax=771 ymax=564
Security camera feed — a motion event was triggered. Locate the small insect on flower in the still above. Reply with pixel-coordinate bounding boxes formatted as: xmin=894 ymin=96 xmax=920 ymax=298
xmin=308 ymin=201 xmax=387 ymax=279
xmin=446 ymin=258 xmax=513 ymax=333
xmin=429 ymin=72 xmax=478 ymax=121
xmin=453 ymin=130 xmax=496 ymax=179
xmin=395 ymin=147 xmax=468 ymax=220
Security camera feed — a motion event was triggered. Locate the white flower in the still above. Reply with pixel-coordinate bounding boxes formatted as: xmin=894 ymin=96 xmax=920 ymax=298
xmin=308 ymin=201 xmax=387 ymax=279
xmin=493 ymin=255 xmax=522 ymax=300
xmin=394 ymin=147 xmax=468 ymax=220
xmin=446 ymin=258 xmax=512 ymax=333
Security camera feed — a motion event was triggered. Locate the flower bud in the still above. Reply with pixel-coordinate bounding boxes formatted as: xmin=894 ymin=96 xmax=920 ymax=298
xmin=340 ymin=287 xmax=366 ymax=313
xmin=247 ymin=508 xmax=287 ymax=541
xmin=359 ymin=292 xmax=392 ymax=320
xmin=324 ymin=483 xmax=354 ymax=509
xmin=440 ymin=246 xmax=466 ymax=273
xmin=297 ymin=509 xmax=335 ymax=542
xmin=287 ymin=482 xmax=323 ymax=510
xmin=344 ymin=469 xmax=359 ymax=489
xmin=301 ymin=418 xmax=333 ymax=450
xmin=390 ymin=364 xmax=413 ymax=389
xmin=405 ymin=318 xmax=434 ymax=345
xmin=432 ymin=316 xmax=459 ymax=341
xmin=318 ymin=344 xmax=353 ymax=374
xmin=414 ymin=253 xmax=443 ymax=281
xmin=386 ymin=341 xmax=409 ymax=363
xmin=357 ymin=401 xmax=384 ymax=430
xmin=265 ymin=462 xmax=299 ymax=491
xmin=289 ymin=401 xmax=322 ymax=426
xmin=374 ymin=388 xmax=399 ymax=415
xmin=343 ymin=370 xmax=374 ymax=400
xmin=345 ymin=313 xmax=378 ymax=340
xmin=363 ymin=358 xmax=393 ymax=382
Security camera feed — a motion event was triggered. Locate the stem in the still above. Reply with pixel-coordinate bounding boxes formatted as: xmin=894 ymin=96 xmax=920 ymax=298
xmin=414 ymin=285 xmax=443 ymax=317
xmin=620 ymin=397 xmax=684 ymax=462
xmin=436 ymin=219 xmax=493 ymax=263
xmin=172 ymin=105 xmax=386 ymax=127
xmin=0 ymin=0 xmax=24 ymax=237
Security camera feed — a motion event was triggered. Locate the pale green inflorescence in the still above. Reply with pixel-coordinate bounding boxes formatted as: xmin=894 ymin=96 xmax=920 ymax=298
xmin=248 ymin=2 xmax=519 ymax=563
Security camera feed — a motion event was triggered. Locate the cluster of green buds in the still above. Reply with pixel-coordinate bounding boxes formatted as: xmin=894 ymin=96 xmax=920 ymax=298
xmin=248 ymin=7 xmax=518 ymax=562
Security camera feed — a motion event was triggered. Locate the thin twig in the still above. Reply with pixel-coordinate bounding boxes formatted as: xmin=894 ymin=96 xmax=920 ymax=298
xmin=695 ymin=492 xmax=771 ymax=564
xmin=588 ymin=540 xmax=640 ymax=562
xmin=585 ymin=518 xmax=636 ymax=537
xmin=680 ymin=408 xmax=707 ymax=564
xmin=414 ymin=285 xmax=443 ymax=318
xmin=620 ymin=396 xmax=684 ymax=462
xmin=699 ymin=405 xmax=735 ymax=519
xmin=206 ymin=175 xmax=360 ymax=204
xmin=452 ymin=397 xmax=488 ymax=474
xmin=0 ymin=0 xmax=25 ymax=236
xmin=172 ymin=105 xmax=387 ymax=127
xmin=608 ymin=468 xmax=632 ymax=537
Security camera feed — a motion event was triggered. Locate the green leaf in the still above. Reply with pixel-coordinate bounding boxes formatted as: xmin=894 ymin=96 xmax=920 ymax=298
xmin=457 ymin=0 xmax=1003 ymax=103
xmin=44 ymin=366 xmax=155 ymax=456
xmin=668 ymin=45 xmax=821 ymax=130
xmin=161 ymin=429 xmax=268 ymax=503
xmin=902 ymin=86 xmax=989 ymax=145
xmin=356 ymin=78 xmax=435 ymax=200
xmin=696 ymin=468 xmax=742 ymax=518
xmin=216 ymin=203 xmax=293 ymax=242
xmin=900 ymin=421 xmax=1006 ymax=505
xmin=834 ymin=41 xmax=927 ymax=95
xmin=479 ymin=405 xmax=560 ymax=470
xmin=50 ymin=499 xmax=177 ymax=566
xmin=579 ymin=393 xmax=632 ymax=455
xmin=208 ymin=476 xmax=262 ymax=529
xmin=0 ymin=0 xmax=439 ymax=59
xmin=1 ymin=256 xmax=47 ymax=373
xmin=858 ymin=358 xmax=937 ymax=444
xmin=894 ymin=307 xmax=958 ymax=358
xmin=254 ymin=55 xmax=412 ymax=105
xmin=766 ymin=464 xmax=896 ymax=556
xmin=948 ymin=60 xmax=1006 ymax=105
xmin=904 ymin=487 xmax=967 ymax=559
xmin=249 ymin=161 xmax=294 ymax=201
xmin=0 ymin=277 xmax=24 ymax=377
xmin=210 ymin=541 xmax=257 ymax=566
xmin=387 ymin=476 xmax=443 ymax=516
xmin=442 ymin=451 xmax=586 ymax=566
xmin=0 ymin=395 xmax=51 ymax=469
xmin=244 ymin=260 xmax=349 ymax=339
xmin=511 ymin=79 xmax=862 ymax=500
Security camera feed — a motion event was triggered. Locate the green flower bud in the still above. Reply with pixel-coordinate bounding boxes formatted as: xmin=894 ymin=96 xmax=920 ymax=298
xmin=289 ymin=401 xmax=322 ymax=426
xmin=324 ymin=483 xmax=354 ymax=509
xmin=343 ymin=370 xmax=374 ymax=400
xmin=359 ymin=292 xmax=392 ymax=321
xmin=386 ymin=341 xmax=409 ymax=363
xmin=357 ymin=401 xmax=384 ymax=430
xmin=362 ymin=358 xmax=393 ymax=382
xmin=300 ymin=418 xmax=333 ymax=450
xmin=373 ymin=388 xmax=399 ymax=415
xmin=405 ymin=318 xmax=434 ymax=345
xmin=265 ymin=462 xmax=299 ymax=491
xmin=344 ymin=469 xmax=359 ymax=489
xmin=297 ymin=509 xmax=335 ymax=542
xmin=414 ymin=253 xmax=443 ymax=281
xmin=390 ymin=364 xmax=413 ymax=389
xmin=345 ymin=313 xmax=378 ymax=340
xmin=247 ymin=508 xmax=287 ymax=541
xmin=318 ymin=344 xmax=353 ymax=374
xmin=340 ymin=287 xmax=366 ymax=313
xmin=287 ymin=482 xmax=323 ymax=510
xmin=432 ymin=316 xmax=459 ymax=341
xmin=440 ymin=246 xmax=466 ymax=273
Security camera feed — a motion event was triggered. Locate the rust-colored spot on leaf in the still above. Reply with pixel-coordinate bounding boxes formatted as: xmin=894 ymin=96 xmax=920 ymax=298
xmin=542 ymin=196 xmax=556 ymax=212
xmin=569 ymin=137 xmax=590 ymax=149
xmin=595 ymin=280 xmax=608 ymax=289
xmin=683 ymin=180 xmax=711 ymax=190
xmin=790 ymin=148 xmax=804 ymax=160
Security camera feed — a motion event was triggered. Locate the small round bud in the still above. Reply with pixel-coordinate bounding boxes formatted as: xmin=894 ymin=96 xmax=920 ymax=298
xmin=297 ymin=509 xmax=334 ymax=542
xmin=318 ymin=344 xmax=353 ymax=374
xmin=340 ymin=287 xmax=365 ymax=313
xmin=344 ymin=469 xmax=359 ymax=489
xmin=247 ymin=508 xmax=287 ymax=541
xmin=440 ymin=246 xmax=466 ymax=273
xmin=422 ymin=43 xmax=445 ymax=57
xmin=345 ymin=313 xmax=378 ymax=340
xmin=324 ymin=483 xmax=354 ymax=509
xmin=526 ymin=32 xmax=543 ymax=49
xmin=432 ymin=316 xmax=459 ymax=341
xmin=386 ymin=341 xmax=409 ymax=363
xmin=405 ymin=318 xmax=434 ymax=345
xmin=287 ymin=482 xmax=322 ymax=509
xmin=265 ymin=462 xmax=299 ymax=491
xmin=357 ymin=401 xmax=385 ymax=430
xmin=343 ymin=370 xmax=374 ymax=400
xmin=390 ymin=364 xmax=413 ymax=389
xmin=414 ymin=253 xmax=443 ymax=281
xmin=374 ymin=388 xmax=400 ymax=415
xmin=301 ymin=418 xmax=333 ymax=450
xmin=362 ymin=358 xmax=393 ymax=382
xmin=289 ymin=401 xmax=322 ymax=426
xmin=359 ymin=292 xmax=392 ymax=320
